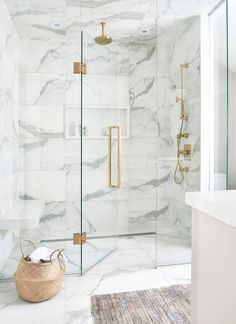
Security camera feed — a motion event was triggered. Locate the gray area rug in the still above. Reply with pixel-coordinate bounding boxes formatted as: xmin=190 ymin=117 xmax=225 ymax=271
xmin=91 ymin=284 xmax=190 ymax=324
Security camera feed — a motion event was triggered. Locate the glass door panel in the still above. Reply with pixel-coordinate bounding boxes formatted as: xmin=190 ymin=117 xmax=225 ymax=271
xmin=35 ymin=31 xmax=83 ymax=275
xmin=8 ymin=32 xmax=84 ymax=277
xmin=209 ymin=1 xmax=228 ymax=191
xmin=81 ymin=31 xmax=120 ymax=274
xmin=227 ymin=0 xmax=236 ymax=189
xmin=155 ymin=2 xmax=201 ymax=267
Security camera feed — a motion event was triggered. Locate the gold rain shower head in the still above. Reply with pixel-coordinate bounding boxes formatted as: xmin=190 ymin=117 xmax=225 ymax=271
xmin=95 ymin=22 xmax=112 ymax=45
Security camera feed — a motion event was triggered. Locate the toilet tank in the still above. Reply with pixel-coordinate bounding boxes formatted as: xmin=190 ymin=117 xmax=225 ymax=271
xmin=214 ymin=173 xmax=226 ymax=190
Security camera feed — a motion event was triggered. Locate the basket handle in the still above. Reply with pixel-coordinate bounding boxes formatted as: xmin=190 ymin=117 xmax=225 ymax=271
xmin=19 ymin=239 xmax=36 ymax=258
xmin=50 ymin=249 xmax=65 ymax=270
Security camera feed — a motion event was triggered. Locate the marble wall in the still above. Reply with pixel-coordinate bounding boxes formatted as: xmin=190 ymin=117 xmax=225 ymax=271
xmin=1 ymin=0 xmax=159 ymax=243
xmin=169 ymin=18 xmax=200 ymax=240
xmin=156 ymin=18 xmax=200 ymax=244
xmin=0 ymin=0 xmax=19 ymax=270
xmin=18 ymin=26 xmax=159 ymax=240
xmin=19 ymin=35 xmax=71 ymax=241
xmin=17 ymin=6 xmax=200 ymax=247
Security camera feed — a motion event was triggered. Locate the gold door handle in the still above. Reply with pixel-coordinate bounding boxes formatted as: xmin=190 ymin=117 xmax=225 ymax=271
xmin=108 ymin=126 xmax=121 ymax=189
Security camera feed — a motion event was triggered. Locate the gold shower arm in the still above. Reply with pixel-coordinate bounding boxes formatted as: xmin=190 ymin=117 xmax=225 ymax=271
xmin=101 ymin=22 xmax=105 ymax=36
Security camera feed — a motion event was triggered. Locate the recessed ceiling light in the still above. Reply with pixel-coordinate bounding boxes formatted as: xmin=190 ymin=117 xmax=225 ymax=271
xmin=139 ymin=28 xmax=150 ymax=35
xmin=51 ymin=22 xmax=63 ymax=29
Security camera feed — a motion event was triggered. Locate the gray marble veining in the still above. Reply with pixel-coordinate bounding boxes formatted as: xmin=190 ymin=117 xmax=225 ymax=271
xmin=19 ymin=120 xmax=64 ymax=139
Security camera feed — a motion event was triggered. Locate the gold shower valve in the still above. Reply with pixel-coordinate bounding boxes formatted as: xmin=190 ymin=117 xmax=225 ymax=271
xmin=183 ymin=144 xmax=191 ymax=160
xmin=178 ymin=144 xmax=191 ymax=160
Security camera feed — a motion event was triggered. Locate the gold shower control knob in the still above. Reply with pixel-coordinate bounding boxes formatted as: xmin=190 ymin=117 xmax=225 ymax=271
xmin=176 ymin=96 xmax=182 ymax=103
xmin=177 ymin=133 xmax=189 ymax=139
xmin=180 ymin=167 xmax=189 ymax=173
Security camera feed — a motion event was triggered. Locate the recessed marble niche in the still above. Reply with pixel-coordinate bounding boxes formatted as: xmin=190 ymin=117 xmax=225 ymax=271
xmin=64 ymin=74 xmax=130 ymax=140
xmin=65 ymin=106 xmax=130 ymax=140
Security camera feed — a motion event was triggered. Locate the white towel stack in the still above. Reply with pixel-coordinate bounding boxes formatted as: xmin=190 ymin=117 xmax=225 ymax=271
xmin=29 ymin=247 xmax=67 ymax=264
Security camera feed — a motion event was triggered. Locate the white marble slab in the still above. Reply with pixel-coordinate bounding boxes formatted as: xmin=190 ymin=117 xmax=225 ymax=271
xmin=186 ymin=190 xmax=236 ymax=229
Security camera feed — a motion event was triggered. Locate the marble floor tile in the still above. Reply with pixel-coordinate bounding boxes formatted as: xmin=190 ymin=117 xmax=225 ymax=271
xmin=0 ymin=237 xmax=191 ymax=324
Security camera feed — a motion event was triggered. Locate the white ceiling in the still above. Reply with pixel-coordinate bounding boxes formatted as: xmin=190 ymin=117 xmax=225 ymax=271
xmin=3 ymin=0 xmax=221 ymax=42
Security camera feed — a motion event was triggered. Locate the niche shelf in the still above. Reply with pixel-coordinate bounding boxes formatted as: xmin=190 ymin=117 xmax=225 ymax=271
xmin=64 ymin=105 xmax=130 ymax=140
xmin=0 ymin=200 xmax=45 ymax=230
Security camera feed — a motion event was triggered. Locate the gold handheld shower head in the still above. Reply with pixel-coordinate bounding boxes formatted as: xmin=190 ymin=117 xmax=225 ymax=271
xmin=95 ymin=22 xmax=112 ymax=45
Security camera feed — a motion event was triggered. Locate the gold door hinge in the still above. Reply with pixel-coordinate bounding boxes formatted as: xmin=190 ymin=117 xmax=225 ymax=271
xmin=73 ymin=232 xmax=87 ymax=245
xmin=73 ymin=62 xmax=87 ymax=75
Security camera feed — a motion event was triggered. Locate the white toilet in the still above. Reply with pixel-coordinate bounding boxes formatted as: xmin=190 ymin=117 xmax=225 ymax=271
xmin=214 ymin=173 xmax=226 ymax=190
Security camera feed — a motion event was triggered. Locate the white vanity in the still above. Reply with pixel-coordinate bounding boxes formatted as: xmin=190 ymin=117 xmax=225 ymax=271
xmin=186 ymin=190 xmax=236 ymax=324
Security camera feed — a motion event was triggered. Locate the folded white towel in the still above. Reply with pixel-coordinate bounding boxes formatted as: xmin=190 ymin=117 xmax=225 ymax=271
xmin=29 ymin=247 xmax=67 ymax=264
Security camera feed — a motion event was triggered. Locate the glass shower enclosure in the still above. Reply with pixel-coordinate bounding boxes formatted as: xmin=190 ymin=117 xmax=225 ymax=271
xmin=2 ymin=0 xmax=227 ymax=279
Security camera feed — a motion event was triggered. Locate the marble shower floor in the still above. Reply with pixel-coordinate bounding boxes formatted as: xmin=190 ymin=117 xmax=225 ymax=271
xmin=0 ymin=236 xmax=191 ymax=324
xmin=0 ymin=234 xmax=191 ymax=279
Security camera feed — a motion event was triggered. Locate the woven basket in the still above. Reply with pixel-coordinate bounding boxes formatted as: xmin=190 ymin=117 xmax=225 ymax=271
xmin=14 ymin=240 xmax=65 ymax=303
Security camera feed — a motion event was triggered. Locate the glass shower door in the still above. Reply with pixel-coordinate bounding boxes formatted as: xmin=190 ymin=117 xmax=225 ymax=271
xmin=209 ymin=0 xmax=228 ymax=191
xmin=227 ymin=0 xmax=236 ymax=189
xmin=209 ymin=0 xmax=236 ymax=190
xmin=80 ymin=31 xmax=121 ymax=274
